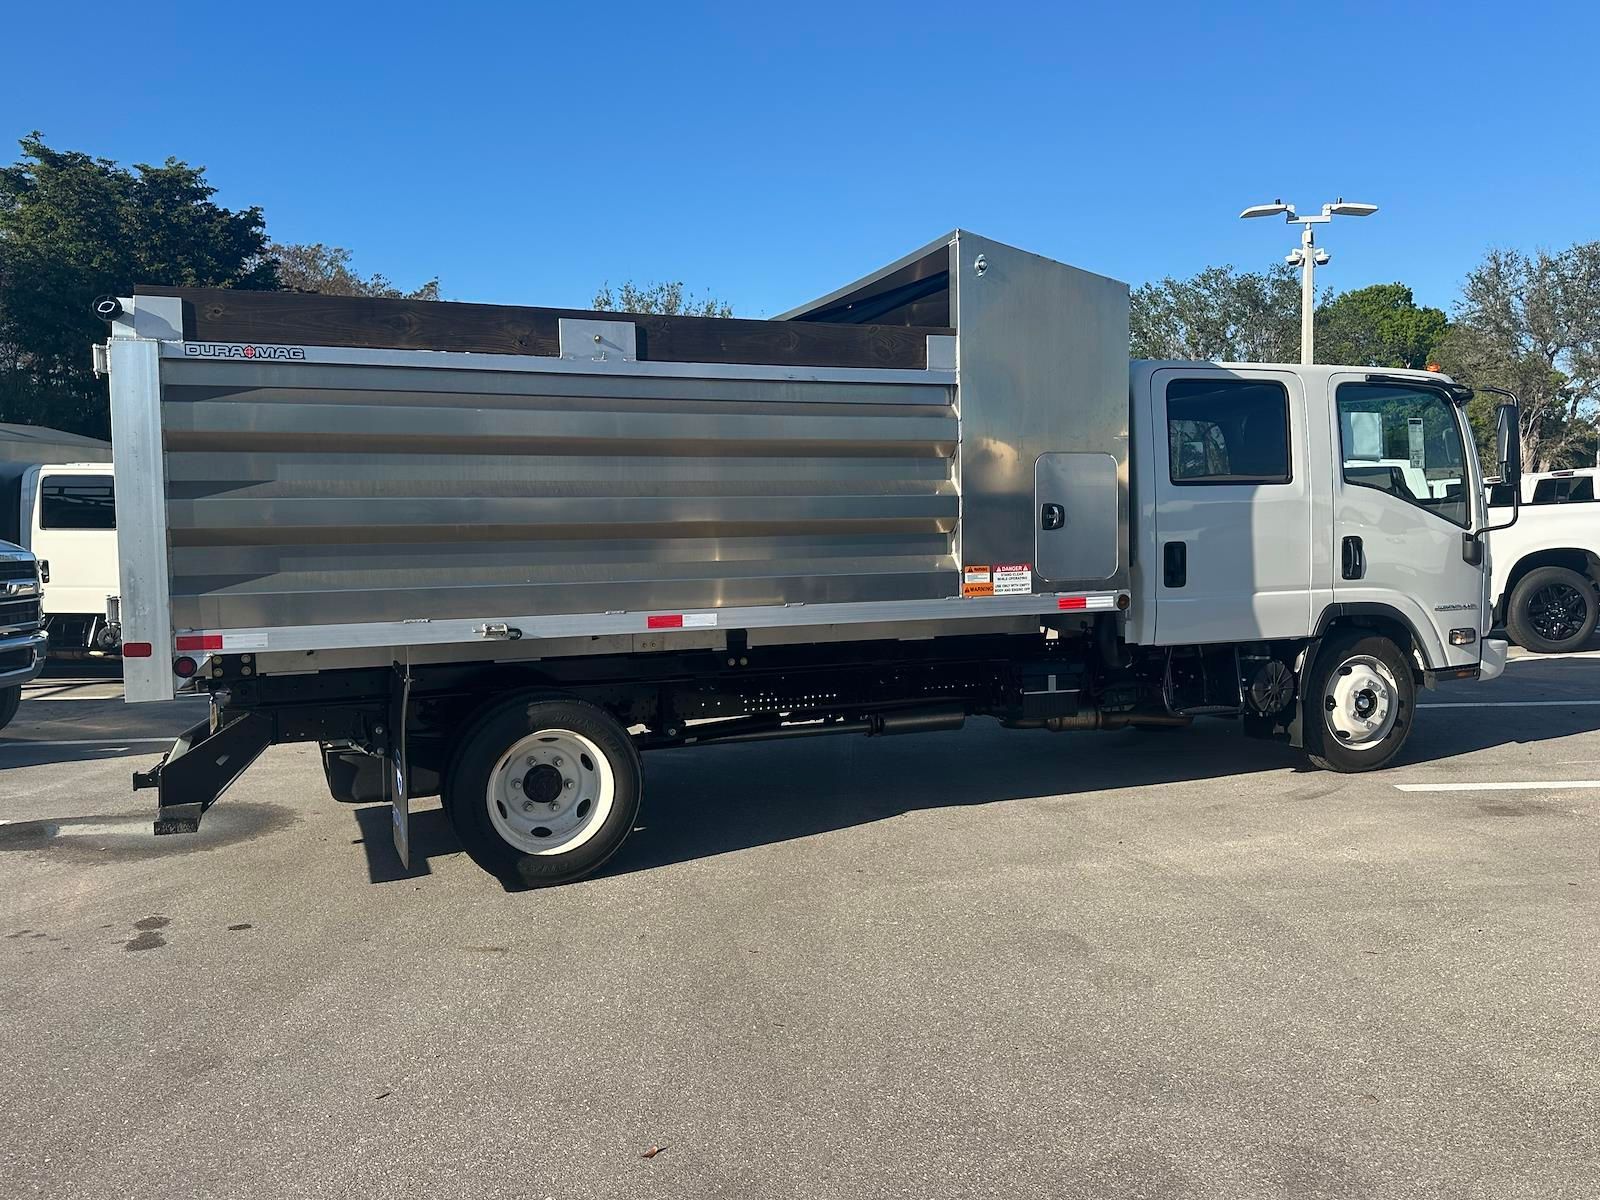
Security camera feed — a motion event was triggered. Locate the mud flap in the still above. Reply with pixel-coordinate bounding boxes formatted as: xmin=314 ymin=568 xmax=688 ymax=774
xmin=388 ymin=663 xmax=412 ymax=869
xmin=136 ymin=710 xmax=273 ymax=834
xmin=1286 ymin=638 xmax=1322 ymax=750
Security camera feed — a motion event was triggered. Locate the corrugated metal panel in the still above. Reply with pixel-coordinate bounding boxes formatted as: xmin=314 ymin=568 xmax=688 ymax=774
xmin=158 ymin=360 xmax=957 ymax=629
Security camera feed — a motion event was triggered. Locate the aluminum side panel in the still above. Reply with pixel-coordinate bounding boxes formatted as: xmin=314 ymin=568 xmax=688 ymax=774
xmin=155 ymin=358 xmax=958 ymax=630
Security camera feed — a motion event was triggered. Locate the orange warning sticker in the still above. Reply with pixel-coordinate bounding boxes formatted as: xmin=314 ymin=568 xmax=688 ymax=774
xmin=962 ymin=565 xmax=994 ymax=597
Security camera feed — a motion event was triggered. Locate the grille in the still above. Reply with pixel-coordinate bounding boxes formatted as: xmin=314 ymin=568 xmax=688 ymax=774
xmin=0 ymin=559 xmax=38 ymax=582
xmin=0 ymin=596 xmax=41 ymax=630
xmin=0 ymin=648 xmax=31 ymax=672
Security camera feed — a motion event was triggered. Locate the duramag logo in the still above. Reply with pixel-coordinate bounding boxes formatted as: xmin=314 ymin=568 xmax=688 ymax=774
xmin=183 ymin=342 xmax=306 ymax=361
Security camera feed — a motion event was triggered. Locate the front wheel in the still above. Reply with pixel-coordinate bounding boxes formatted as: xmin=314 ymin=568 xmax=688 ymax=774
xmin=0 ymin=686 xmax=18 ymax=733
xmin=443 ymin=695 xmax=642 ymax=887
xmin=1303 ymin=633 xmax=1416 ymax=773
xmin=1505 ymin=565 xmax=1598 ymax=653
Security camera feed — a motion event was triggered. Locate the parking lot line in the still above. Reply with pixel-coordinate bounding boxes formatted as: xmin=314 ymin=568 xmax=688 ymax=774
xmin=0 ymin=737 xmax=174 ymax=748
xmin=1394 ymin=780 xmax=1600 ymax=792
xmin=1419 ymin=700 xmax=1600 ymax=708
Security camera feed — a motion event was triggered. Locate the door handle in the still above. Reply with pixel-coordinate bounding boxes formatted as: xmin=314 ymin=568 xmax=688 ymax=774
xmin=1163 ymin=541 xmax=1186 ymax=588
xmin=1341 ymin=535 xmax=1365 ymax=580
xmin=1040 ymin=503 xmax=1064 ymax=531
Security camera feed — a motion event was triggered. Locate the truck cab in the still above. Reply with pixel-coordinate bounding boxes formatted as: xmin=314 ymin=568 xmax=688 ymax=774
xmin=1127 ymin=363 xmax=1498 ymax=680
xmin=0 ymin=461 xmax=121 ymax=657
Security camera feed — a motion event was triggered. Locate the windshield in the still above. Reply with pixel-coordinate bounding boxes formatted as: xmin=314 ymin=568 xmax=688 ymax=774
xmin=1335 ymin=382 xmax=1471 ymax=528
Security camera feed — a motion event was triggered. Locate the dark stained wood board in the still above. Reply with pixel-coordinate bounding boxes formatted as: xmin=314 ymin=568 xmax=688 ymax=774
xmin=135 ymin=285 xmax=953 ymax=370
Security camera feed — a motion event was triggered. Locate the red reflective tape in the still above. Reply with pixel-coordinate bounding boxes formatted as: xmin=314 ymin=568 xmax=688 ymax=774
xmin=646 ymin=615 xmax=684 ymax=629
xmin=1057 ymin=596 xmax=1088 ymax=610
xmin=122 ymin=642 xmax=153 ymax=658
xmin=175 ymin=635 xmax=224 ymax=651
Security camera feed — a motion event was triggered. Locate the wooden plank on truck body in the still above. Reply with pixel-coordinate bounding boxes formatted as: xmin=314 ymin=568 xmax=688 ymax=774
xmin=133 ymin=285 xmax=952 ymax=370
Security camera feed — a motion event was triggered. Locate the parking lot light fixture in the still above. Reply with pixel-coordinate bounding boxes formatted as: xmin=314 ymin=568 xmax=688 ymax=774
xmin=1240 ymin=197 xmax=1379 ymax=364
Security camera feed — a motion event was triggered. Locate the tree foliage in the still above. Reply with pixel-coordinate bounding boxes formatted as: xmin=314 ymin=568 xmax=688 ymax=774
xmin=1314 ymin=283 xmax=1447 ymax=370
xmin=1130 ymin=265 xmax=1300 ymax=362
xmin=0 ymin=133 xmax=276 ymax=437
xmin=273 ymin=241 xmax=439 ymax=300
xmin=1431 ymin=244 xmax=1600 ymax=471
xmin=592 ymin=280 xmax=732 ymax=318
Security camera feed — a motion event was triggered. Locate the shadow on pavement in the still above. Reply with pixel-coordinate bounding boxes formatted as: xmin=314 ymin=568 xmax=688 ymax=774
xmin=604 ymin=720 xmax=1299 ymax=880
xmin=352 ymin=803 xmax=461 ymax=883
xmin=344 ymin=687 xmax=1600 ymax=886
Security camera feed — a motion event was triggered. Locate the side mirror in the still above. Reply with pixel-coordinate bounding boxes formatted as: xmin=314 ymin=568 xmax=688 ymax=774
xmin=1495 ymin=403 xmax=1521 ymax=491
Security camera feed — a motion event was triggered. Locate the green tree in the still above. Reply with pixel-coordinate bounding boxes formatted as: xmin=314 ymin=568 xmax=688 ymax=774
xmin=1431 ymin=243 xmax=1600 ymax=471
xmin=1314 ymin=283 xmax=1448 ymax=369
xmin=0 ymin=133 xmax=276 ymax=438
xmin=273 ymin=241 xmax=439 ymax=300
xmin=593 ymin=280 xmax=733 ymax=317
xmin=1130 ymin=265 xmax=1300 ymax=362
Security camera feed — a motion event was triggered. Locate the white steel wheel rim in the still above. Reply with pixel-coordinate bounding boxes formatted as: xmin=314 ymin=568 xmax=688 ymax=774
xmin=1323 ymin=654 xmax=1400 ymax=752
xmin=486 ymin=728 xmax=615 ymax=856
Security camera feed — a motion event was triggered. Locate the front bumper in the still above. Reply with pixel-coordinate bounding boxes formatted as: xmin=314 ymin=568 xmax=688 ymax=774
xmin=1479 ymin=637 xmax=1509 ymax=682
xmin=0 ymin=628 xmax=49 ymax=688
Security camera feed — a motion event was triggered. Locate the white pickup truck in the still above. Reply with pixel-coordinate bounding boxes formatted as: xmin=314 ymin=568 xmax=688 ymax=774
xmin=0 ymin=539 xmax=48 ymax=731
xmin=1488 ymin=468 xmax=1600 ymax=653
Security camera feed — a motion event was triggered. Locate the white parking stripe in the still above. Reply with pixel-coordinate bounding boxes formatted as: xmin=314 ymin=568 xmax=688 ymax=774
xmin=1420 ymin=700 xmax=1600 ymax=708
xmin=1506 ymin=650 xmax=1600 ymax=663
xmin=1395 ymin=780 xmax=1600 ymax=792
xmin=0 ymin=737 xmax=174 ymax=749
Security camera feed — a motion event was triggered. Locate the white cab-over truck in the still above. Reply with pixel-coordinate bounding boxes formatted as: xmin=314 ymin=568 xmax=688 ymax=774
xmin=0 ymin=461 xmax=122 ymax=657
xmin=1487 ymin=468 xmax=1600 ymax=652
xmin=97 ymin=232 xmax=1516 ymax=887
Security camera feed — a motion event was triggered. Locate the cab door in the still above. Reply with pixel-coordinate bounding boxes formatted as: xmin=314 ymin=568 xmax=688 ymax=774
xmin=1328 ymin=376 xmax=1484 ymax=669
xmin=1150 ymin=368 xmax=1316 ymax=644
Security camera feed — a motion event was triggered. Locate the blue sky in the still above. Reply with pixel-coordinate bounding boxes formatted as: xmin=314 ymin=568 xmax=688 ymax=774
xmin=4 ymin=1 xmax=1596 ymax=317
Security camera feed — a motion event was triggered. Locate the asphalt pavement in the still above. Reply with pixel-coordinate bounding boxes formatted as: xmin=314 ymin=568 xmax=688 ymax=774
xmin=1 ymin=650 xmax=1596 ymax=1199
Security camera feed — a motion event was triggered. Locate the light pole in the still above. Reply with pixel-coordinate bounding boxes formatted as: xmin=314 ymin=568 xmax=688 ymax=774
xmin=1240 ymin=198 xmax=1378 ymax=365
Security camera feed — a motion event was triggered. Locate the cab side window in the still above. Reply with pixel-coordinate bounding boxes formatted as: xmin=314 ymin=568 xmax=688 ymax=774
xmin=1336 ymin=383 xmax=1469 ymax=528
xmin=1166 ymin=379 xmax=1292 ymax=485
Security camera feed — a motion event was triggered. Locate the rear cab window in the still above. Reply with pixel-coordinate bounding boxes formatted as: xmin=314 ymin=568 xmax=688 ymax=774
xmin=1166 ymin=379 xmax=1292 ymax=485
xmin=39 ymin=475 xmax=116 ymax=530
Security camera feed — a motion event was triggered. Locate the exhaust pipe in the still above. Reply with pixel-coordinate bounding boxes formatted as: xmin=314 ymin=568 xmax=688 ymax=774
xmin=1004 ymin=709 xmax=1192 ymax=732
xmin=669 ymin=705 xmax=967 ymax=749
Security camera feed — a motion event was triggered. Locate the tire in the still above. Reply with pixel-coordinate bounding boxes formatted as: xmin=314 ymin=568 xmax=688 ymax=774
xmin=1303 ymin=632 xmax=1416 ymax=773
xmin=0 ymin=686 xmax=18 ymax=733
xmin=442 ymin=694 xmax=642 ymax=887
xmin=1505 ymin=565 xmax=1598 ymax=654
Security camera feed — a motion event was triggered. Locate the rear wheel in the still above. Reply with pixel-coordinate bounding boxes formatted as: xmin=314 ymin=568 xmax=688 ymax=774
xmin=1303 ymin=633 xmax=1415 ymax=773
xmin=443 ymin=695 xmax=642 ymax=887
xmin=0 ymin=686 xmax=18 ymax=732
xmin=1506 ymin=565 xmax=1597 ymax=653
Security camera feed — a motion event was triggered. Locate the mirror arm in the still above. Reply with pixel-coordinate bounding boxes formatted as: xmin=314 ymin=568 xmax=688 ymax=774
xmin=1477 ymin=385 xmax=1521 ymax=536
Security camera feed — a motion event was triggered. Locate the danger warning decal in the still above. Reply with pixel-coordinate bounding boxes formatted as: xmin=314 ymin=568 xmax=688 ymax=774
xmin=962 ymin=565 xmax=993 ymax=597
xmin=993 ymin=563 xmax=1033 ymax=595
xmin=963 ymin=563 xmax=1034 ymax=597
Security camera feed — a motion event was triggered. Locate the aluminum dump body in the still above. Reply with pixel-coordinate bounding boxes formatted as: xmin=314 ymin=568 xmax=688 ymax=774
xmin=107 ymin=231 xmax=1130 ymax=700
